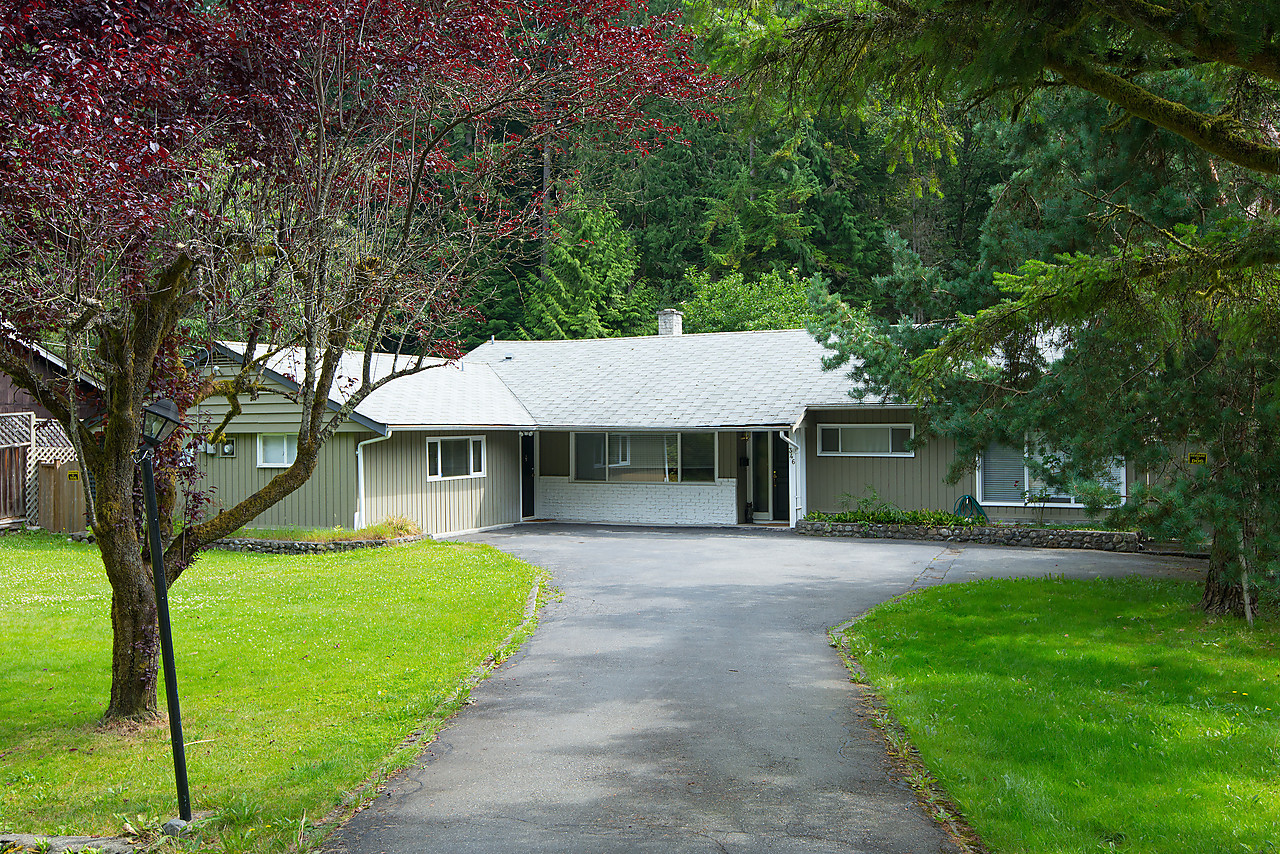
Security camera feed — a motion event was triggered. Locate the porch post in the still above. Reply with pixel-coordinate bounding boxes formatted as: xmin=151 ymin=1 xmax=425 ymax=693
xmin=778 ymin=426 xmax=804 ymax=528
xmin=790 ymin=426 xmax=806 ymax=526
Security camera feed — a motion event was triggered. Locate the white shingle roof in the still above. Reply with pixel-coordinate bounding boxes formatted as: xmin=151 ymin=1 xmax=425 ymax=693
xmin=220 ymin=329 xmax=872 ymax=431
xmin=358 ymin=360 xmax=534 ymax=428
xmin=215 ymin=343 xmax=534 ymax=429
xmin=464 ymin=329 xmax=870 ymax=429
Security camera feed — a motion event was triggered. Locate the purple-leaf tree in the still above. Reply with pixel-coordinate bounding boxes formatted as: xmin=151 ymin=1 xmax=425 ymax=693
xmin=0 ymin=0 xmax=711 ymax=721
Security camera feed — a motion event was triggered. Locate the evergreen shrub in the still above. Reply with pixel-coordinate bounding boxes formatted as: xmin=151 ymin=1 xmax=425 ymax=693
xmin=805 ymin=508 xmax=980 ymax=527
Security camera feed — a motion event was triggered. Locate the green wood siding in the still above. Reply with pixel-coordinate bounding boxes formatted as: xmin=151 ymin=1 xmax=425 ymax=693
xmin=191 ymin=389 xmax=370 ymax=434
xmin=804 ymin=410 xmax=969 ymax=515
xmin=804 ymin=409 xmax=1129 ymax=522
xmin=196 ymin=432 xmax=361 ymax=528
xmin=363 ymin=430 xmax=521 ymax=534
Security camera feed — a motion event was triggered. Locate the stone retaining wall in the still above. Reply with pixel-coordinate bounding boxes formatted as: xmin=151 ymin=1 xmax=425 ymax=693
xmin=796 ymin=519 xmax=1141 ymax=552
xmin=210 ymin=533 xmax=430 ymax=554
xmin=70 ymin=531 xmax=430 ymax=554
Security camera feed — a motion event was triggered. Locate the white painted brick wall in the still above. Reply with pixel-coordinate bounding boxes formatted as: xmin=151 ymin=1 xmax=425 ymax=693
xmin=536 ymin=476 xmax=737 ymax=526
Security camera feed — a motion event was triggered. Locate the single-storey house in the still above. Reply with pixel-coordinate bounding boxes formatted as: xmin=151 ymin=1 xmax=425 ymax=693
xmin=192 ymin=310 xmax=1128 ymax=536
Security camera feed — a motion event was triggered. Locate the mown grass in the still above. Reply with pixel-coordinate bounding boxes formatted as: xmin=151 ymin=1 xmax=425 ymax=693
xmin=843 ymin=575 xmax=1280 ymax=854
xmin=0 ymin=530 xmax=540 ymax=851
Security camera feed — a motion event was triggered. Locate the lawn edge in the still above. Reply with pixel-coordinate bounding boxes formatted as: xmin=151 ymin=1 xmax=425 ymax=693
xmin=828 ymin=599 xmax=991 ymax=854
xmin=308 ymin=567 xmax=548 ymax=843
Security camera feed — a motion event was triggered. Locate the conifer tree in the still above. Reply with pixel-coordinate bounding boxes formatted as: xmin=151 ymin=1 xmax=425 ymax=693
xmin=521 ymin=202 xmax=657 ymax=339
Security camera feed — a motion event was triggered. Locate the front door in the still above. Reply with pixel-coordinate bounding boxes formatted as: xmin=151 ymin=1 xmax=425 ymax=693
xmin=751 ymin=431 xmax=772 ymax=521
xmin=772 ymin=432 xmax=790 ymax=522
xmin=520 ymin=434 xmax=535 ymax=518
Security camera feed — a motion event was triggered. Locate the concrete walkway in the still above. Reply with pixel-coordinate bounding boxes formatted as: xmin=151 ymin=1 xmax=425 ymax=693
xmin=326 ymin=525 xmax=1203 ymax=854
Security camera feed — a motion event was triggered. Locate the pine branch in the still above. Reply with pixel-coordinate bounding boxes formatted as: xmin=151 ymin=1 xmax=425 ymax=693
xmin=1044 ymin=54 xmax=1280 ymax=174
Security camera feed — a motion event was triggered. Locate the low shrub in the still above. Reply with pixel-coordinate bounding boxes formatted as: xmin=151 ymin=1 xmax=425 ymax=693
xmin=233 ymin=516 xmax=423 ymax=543
xmin=806 ymin=508 xmax=980 ymax=527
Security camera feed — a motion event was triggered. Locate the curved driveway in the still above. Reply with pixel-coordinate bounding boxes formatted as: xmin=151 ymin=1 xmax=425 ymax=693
xmin=327 ymin=525 xmax=1202 ymax=854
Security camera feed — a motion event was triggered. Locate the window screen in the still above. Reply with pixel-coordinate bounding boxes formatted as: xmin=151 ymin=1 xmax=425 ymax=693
xmin=610 ymin=433 xmax=674 ymax=482
xmin=574 ymin=433 xmax=607 ymax=481
xmin=843 ymin=427 xmax=886 ymax=454
xmin=981 ymin=442 xmax=1026 ymax=502
xmin=817 ymin=424 xmax=914 ymax=456
xmin=440 ymin=438 xmax=471 ymax=478
xmin=681 ymin=433 xmax=716 ymax=482
xmin=259 ymin=434 xmax=297 ymax=467
xmin=427 ymin=436 xmax=484 ymax=479
xmin=572 ymin=432 xmax=715 ymax=482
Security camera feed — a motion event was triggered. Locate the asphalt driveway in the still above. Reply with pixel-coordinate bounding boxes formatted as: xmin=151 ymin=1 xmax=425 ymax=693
xmin=326 ymin=525 xmax=1203 ymax=854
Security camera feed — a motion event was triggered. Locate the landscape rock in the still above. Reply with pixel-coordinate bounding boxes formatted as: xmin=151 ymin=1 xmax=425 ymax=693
xmin=796 ymin=520 xmax=1142 ymax=552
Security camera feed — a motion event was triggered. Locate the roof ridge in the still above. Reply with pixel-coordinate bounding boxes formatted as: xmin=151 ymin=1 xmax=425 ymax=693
xmin=461 ymin=359 xmax=536 ymax=423
xmin=473 ymin=328 xmax=811 ymax=346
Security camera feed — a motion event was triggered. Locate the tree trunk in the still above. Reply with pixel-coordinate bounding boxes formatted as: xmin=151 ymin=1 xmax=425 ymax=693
xmin=1199 ymin=531 xmax=1245 ymax=617
xmin=99 ymin=520 xmax=161 ymax=720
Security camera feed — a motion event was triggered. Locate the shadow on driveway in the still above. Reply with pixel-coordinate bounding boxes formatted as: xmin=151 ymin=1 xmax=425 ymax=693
xmin=326 ymin=525 xmax=1204 ymax=854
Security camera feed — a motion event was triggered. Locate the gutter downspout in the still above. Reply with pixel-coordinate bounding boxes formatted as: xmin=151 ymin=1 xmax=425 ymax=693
xmin=355 ymin=429 xmax=393 ymax=529
xmin=778 ymin=428 xmax=802 ymax=528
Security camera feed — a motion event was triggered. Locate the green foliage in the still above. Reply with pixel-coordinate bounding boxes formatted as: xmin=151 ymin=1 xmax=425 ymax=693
xmin=845 ymin=575 xmax=1280 ymax=851
xmin=520 ymin=201 xmax=656 ymax=339
xmin=0 ymin=531 xmax=539 ymax=840
xmin=805 ymin=508 xmax=978 ymax=527
xmin=745 ymin=0 xmax=1280 ymax=176
xmin=680 ymin=267 xmax=816 ymax=332
xmin=795 ymin=42 xmax=1280 ymax=613
xmin=700 ymin=126 xmax=819 ymax=275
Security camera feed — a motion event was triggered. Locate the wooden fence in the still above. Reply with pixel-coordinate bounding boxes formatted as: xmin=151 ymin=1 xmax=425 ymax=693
xmin=38 ymin=459 xmax=88 ymax=534
xmin=0 ymin=445 xmax=25 ymax=524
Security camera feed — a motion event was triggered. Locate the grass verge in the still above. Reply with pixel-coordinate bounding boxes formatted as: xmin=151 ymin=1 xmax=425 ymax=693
xmin=840 ymin=574 xmax=1280 ymax=854
xmin=0 ymin=530 xmax=541 ymax=852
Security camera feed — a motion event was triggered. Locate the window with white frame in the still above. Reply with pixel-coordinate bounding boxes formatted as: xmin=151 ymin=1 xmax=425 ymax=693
xmin=817 ymin=424 xmax=914 ymax=457
xmin=257 ymin=433 xmax=297 ymax=468
xmin=571 ymin=432 xmax=716 ymax=483
xmin=979 ymin=441 xmax=1125 ymax=506
xmin=426 ymin=436 xmax=485 ymax=480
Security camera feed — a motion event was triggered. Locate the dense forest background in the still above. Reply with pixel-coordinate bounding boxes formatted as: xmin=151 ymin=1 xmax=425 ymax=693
xmin=457 ymin=0 xmax=1280 ymax=617
xmin=458 ymin=14 xmax=1010 ymax=347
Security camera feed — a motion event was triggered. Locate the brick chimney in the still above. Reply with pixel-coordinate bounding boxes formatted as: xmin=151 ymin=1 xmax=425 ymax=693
xmin=657 ymin=308 xmax=683 ymax=336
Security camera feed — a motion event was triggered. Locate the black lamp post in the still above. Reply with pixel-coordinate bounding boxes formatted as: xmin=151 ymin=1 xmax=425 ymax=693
xmin=139 ymin=398 xmax=191 ymax=823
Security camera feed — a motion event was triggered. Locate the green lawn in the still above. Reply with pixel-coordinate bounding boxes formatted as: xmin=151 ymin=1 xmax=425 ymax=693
xmin=842 ymin=575 xmax=1280 ymax=854
xmin=0 ymin=531 xmax=540 ymax=850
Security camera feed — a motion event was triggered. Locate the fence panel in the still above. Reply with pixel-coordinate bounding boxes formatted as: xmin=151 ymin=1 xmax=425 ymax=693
xmin=0 ymin=412 xmax=33 ymax=526
xmin=0 ymin=445 xmax=25 ymax=522
xmin=38 ymin=459 xmax=88 ymax=533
